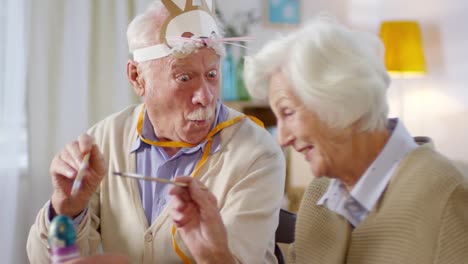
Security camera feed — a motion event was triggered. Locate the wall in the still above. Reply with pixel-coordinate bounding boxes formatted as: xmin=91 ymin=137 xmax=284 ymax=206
xmin=217 ymin=0 xmax=348 ymax=55
xmin=219 ymin=0 xmax=468 ymax=188
xmin=353 ymin=0 xmax=468 ymax=170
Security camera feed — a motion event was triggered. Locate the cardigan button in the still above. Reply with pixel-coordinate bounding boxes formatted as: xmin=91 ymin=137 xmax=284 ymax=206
xmin=145 ymin=232 xmax=153 ymax=242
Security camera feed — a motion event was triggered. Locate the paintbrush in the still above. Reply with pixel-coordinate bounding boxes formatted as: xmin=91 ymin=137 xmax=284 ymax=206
xmin=70 ymin=153 xmax=91 ymax=197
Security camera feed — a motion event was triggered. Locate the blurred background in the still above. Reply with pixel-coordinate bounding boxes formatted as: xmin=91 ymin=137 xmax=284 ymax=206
xmin=1 ymin=0 xmax=467 ymax=263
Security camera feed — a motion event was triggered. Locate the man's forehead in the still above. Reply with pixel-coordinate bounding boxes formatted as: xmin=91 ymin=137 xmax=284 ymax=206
xmin=169 ymin=49 xmax=220 ymax=67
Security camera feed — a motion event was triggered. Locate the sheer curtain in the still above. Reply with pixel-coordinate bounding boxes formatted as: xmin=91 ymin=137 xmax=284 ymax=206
xmin=0 ymin=0 xmax=150 ymax=262
xmin=0 ymin=0 xmax=29 ymax=263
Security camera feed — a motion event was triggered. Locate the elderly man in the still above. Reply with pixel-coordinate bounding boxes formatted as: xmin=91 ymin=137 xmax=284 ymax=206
xmin=26 ymin=1 xmax=285 ymax=263
xmin=168 ymin=17 xmax=468 ymax=264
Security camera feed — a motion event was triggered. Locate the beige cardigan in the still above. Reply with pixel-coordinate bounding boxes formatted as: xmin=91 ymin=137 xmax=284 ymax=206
xmin=288 ymin=145 xmax=468 ymax=264
xmin=27 ymin=104 xmax=286 ymax=264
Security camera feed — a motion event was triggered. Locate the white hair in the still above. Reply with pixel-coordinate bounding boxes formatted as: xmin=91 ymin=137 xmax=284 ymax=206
xmin=127 ymin=2 xmax=169 ymax=53
xmin=244 ymin=16 xmax=391 ymax=132
xmin=125 ymin=1 xmax=169 ymax=78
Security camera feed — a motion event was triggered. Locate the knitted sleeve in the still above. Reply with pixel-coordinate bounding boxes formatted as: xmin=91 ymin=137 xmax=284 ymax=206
xmin=434 ymin=181 xmax=468 ymax=263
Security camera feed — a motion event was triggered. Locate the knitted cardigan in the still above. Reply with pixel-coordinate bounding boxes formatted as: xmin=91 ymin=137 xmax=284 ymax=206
xmin=289 ymin=145 xmax=468 ymax=264
xmin=27 ymin=104 xmax=286 ymax=264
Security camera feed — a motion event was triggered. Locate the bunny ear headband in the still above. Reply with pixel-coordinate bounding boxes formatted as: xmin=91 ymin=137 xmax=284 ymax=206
xmin=132 ymin=0 xmax=253 ymax=62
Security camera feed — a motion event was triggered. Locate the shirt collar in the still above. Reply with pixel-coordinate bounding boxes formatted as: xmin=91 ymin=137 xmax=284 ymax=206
xmin=318 ymin=118 xmax=418 ymax=212
xmin=350 ymin=118 xmax=418 ymax=211
xmin=130 ymin=100 xmax=228 ymax=155
xmin=317 ymin=178 xmax=342 ymax=206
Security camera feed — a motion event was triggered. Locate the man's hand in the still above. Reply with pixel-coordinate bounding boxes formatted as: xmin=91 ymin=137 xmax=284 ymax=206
xmin=50 ymin=134 xmax=106 ymax=218
xmin=169 ymin=177 xmax=236 ymax=264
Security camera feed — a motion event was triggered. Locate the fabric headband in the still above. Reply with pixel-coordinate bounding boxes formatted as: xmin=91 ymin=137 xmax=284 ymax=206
xmin=132 ymin=0 xmax=222 ymax=62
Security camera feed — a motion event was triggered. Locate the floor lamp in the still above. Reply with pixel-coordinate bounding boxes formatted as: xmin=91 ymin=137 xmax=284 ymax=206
xmin=379 ymin=21 xmax=427 ymax=121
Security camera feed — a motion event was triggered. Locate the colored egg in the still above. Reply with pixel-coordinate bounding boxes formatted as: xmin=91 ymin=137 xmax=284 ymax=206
xmin=48 ymin=215 xmax=77 ymax=248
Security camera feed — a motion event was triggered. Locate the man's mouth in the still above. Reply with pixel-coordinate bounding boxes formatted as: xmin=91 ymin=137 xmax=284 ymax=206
xmin=190 ymin=119 xmax=207 ymax=125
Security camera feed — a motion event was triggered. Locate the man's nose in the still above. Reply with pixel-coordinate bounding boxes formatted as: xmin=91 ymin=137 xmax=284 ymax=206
xmin=192 ymin=81 xmax=214 ymax=106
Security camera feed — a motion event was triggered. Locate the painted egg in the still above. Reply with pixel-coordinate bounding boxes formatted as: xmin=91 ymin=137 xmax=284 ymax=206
xmin=48 ymin=215 xmax=77 ymax=248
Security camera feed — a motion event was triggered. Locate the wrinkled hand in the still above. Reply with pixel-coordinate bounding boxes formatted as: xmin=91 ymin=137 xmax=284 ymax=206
xmin=50 ymin=134 xmax=106 ymax=218
xmin=169 ymin=177 xmax=235 ymax=264
xmin=64 ymin=254 xmax=130 ymax=264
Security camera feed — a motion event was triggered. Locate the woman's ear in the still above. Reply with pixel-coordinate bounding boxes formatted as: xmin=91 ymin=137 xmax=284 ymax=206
xmin=126 ymin=60 xmax=145 ymax=97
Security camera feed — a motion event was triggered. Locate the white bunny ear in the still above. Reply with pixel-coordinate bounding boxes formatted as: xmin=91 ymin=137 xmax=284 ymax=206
xmin=172 ymin=0 xmax=186 ymax=10
xmin=205 ymin=0 xmax=213 ymax=11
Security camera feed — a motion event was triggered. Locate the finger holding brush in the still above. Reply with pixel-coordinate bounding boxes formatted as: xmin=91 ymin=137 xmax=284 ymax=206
xmin=50 ymin=134 xmax=107 ymax=218
xmin=70 ymin=152 xmax=91 ymax=197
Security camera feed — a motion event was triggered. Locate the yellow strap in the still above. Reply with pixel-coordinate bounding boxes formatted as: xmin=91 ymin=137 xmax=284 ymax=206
xmin=136 ymin=105 xmax=194 ymax=147
xmin=191 ymin=138 xmax=213 ymax=177
xmin=136 ymin=105 xmax=263 ymax=147
xmin=171 ymin=225 xmax=192 ymax=264
xmin=136 ymin=105 xmax=264 ymax=263
xmin=246 ymin=115 xmax=265 ymax=128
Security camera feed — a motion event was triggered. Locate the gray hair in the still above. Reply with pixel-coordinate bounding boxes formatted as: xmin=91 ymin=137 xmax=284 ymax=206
xmin=244 ymin=16 xmax=391 ymax=132
xmin=126 ymin=1 xmax=170 ymax=79
xmin=126 ymin=1 xmax=169 ymax=53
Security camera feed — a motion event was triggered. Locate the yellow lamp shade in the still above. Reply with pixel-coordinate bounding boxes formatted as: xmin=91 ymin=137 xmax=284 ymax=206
xmin=379 ymin=21 xmax=426 ymax=77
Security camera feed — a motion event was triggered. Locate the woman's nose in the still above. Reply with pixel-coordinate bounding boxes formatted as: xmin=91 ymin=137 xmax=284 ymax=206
xmin=277 ymin=121 xmax=294 ymax=147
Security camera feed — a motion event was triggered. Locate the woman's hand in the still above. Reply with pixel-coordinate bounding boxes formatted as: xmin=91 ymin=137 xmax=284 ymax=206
xmin=169 ymin=177 xmax=236 ymax=264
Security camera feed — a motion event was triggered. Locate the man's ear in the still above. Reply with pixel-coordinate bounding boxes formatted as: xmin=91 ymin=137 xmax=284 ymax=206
xmin=127 ymin=60 xmax=145 ymax=97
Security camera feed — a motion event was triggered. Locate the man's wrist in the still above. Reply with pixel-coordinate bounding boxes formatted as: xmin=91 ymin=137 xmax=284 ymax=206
xmin=216 ymin=251 xmax=236 ymax=264
xmin=48 ymin=199 xmax=87 ymax=225
xmin=51 ymin=193 xmax=85 ymax=218
xmin=200 ymin=248 xmax=235 ymax=264
xmin=49 ymin=200 xmax=59 ymax=220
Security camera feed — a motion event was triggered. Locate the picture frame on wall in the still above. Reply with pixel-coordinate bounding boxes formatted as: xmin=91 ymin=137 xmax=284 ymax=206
xmin=264 ymin=0 xmax=301 ymax=27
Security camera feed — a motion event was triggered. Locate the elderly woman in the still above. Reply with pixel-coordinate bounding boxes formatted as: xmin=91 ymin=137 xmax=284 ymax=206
xmin=169 ymin=17 xmax=468 ymax=264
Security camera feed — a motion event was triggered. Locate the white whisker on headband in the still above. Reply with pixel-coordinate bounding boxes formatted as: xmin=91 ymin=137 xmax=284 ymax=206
xmin=166 ymin=36 xmax=254 ymax=44
xmin=220 ymin=42 xmax=250 ymax=49
xmin=167 ymin=35 xmax=254 ymax=49
xmin=132 ymin=0 xmax=255 ymax=63
xmin=216 ymin=36 xmax=255 ymax=42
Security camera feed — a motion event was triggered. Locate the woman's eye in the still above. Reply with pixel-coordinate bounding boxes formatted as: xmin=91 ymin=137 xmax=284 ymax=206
xmin=207 ymin=70 xmax=217 ymax=78
xmin=176 ymin=74 xmax=190 ymax=82
xmin=282 ymin=109 xmax=294 ymax=117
